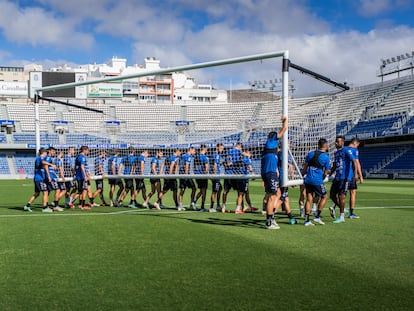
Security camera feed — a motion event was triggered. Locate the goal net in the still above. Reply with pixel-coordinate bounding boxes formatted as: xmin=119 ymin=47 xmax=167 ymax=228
xmin=34 ymin=51 xmax=338 ymax=186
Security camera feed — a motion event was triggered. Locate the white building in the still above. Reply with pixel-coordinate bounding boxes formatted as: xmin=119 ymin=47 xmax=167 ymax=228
xmin=47 ymin=56 xmax=227 ymax=104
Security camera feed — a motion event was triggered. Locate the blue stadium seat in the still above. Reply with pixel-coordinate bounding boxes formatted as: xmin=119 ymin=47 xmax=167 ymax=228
xmin=14 ymin=155 xmax=35 ymax=175
xmin=403 ymin=117 xmax=414 ymax=135
xmin=0 ymin=155 xmax=10 ymax=174
xmin=382 ymin=148 xmax=414 ymax=171
xmin=347 ymin=116 xmax=401 ymax=138
xmin=0 ymin=133 xmax=7 ymax=144
xmin=359 ymin=144 xmax=413 ymax=173
xmin=336 ymin=121 xmax=350 ymax=135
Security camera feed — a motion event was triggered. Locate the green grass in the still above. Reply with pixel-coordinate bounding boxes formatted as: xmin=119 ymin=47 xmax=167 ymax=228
xmin=0 ymin=179 xmax=413 ymax=310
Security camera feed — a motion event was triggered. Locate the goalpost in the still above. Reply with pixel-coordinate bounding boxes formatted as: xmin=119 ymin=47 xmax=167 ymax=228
xmin=33 ymin=50 xmax=346 ymax=187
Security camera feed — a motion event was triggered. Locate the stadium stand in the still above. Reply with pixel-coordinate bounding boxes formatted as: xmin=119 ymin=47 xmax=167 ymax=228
xmin=0 ymin=76 xmax=413 ymax=176
xmin=345 ymin=115 xmax=403 ymax=139
xmin=403 ymin=117 xmax=414 ymax=135
xmin=14 ymin=155 xmax=34 ymax=175
xmin=0 ymin=155 xmax=10 ymax=174
xmin=359 ymin=144 xmax=413 ymax=173
xmin=382 ymin=147 xmax=414 ymax=172
xmin=0 ymin=133 xmax=6 ymax=143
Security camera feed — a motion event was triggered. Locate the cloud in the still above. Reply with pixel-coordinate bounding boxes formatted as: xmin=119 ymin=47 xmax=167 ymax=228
xmin=356 ymin=0 xmax=412 ymax=17
xmin=132 ymin=42 xmax=191 ymax=68
xmin=0 ymin=0 xmax=94 ymax=50
xmin=0 ymin=49 xmax=11 ymax=62
xmin=1 ymin=0 xmax=414 ymax=95
xmin=357 ymin=0 xmax=391 ymax=17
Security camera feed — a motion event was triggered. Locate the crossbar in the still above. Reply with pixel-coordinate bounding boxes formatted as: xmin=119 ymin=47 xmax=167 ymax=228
xmin=36 ymin=51 xmax=287 ymax=93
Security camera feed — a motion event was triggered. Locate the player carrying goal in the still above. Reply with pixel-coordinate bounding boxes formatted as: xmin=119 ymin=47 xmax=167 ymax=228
xmin=262 ymin=116 xmax=287 ymax=230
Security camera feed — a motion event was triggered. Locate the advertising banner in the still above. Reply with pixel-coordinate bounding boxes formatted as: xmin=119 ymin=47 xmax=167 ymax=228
xmin=88 ymin=83 xmax=122 ymax=98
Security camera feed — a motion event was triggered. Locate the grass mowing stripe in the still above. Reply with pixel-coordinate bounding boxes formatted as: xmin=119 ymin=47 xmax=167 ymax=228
xmin=0 ymin=179 xmax=413 ymax=310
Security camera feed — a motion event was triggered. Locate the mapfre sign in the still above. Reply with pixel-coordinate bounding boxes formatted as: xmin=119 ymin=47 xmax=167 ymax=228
xmin=0 ymin=81 xmax=28 ymax=97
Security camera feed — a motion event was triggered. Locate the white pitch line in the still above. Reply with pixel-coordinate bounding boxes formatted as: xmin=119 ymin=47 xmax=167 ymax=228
xmin=0 ymin=209 xmax=197 ymax=218
xmin=0 ymin=205 xmax=414 ymax=218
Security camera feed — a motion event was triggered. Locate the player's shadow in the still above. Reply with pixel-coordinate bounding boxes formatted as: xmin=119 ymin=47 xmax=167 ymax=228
xmin=7 ymin=206 xmax=26 ymax=211
xmin=140 ymin=212 xmax=293 ymax=229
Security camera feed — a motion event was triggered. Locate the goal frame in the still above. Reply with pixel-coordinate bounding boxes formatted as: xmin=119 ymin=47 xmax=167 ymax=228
xmin=34 ymin=50 xmax=299 ymax=186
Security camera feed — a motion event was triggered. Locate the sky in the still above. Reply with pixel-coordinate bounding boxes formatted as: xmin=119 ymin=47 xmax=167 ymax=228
xmin=0 ymin=0 xmax=413 ymax=94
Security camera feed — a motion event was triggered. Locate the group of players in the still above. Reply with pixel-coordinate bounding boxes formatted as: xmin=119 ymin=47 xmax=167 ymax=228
xmin=262 ymin=117 xmax=363 ymax=229
xmin=23 ymin=143 xmax=257 ymax=213
xmin=23 ymin=116 xmax=364 ymax=230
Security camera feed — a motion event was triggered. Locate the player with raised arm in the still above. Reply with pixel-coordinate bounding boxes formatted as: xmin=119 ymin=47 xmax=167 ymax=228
xmin=63 ymin=147 xmax=76 ymax=208
xmin=92 ymin=150 xmax=109 ymax=206
xmin=156 ymin=149 xmax=181 ymax=209
xmin=178 ymin=147 xmax=196 ymax=211
xmin=144 ymin=150 xmax=164 ymax=210
xmin=193 ymin=145 xmax=209 ymax=212
xmin=118 ymin=147 xmax=136 ymax=208
xmin=46 ymin=147 xmax=64 ymax=212
xmin=210 ymin=143 xmax=224 ymax=213
xmin=24 ymin=148 xmax=52 ymax=212
xmin=347 ymin=137 xmax=364 ymax=219
xmin=237 ymin=151 xmax=253 ymax=214
xmin=302 ymin=138 xmax=331 ymax=226
xmin=133 ymin=150 xmax=148 ymax=207
xmin=222 ymin=142 xmax=243 ymax=213
xmin=329 ymin=136 xmax=358 ymax=223
xmin=74 ymin=146 xmax=91 ymax=210
xmin=261 ymin=116 xmax=288 ymax=229
xmin=108 ymin=149 xmax=124 ymax=207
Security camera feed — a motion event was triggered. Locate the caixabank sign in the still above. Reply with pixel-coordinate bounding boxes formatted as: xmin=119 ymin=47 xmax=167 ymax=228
xmin=0 ymin=81 xmax=28 ymax=97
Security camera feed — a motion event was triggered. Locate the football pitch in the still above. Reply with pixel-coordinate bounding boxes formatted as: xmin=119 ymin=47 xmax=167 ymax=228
xmin=0 ymin=179 xmax=413 ymax=310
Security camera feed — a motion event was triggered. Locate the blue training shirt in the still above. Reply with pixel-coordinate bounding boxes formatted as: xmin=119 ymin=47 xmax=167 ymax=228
xmin=165 ymin=154 xmax=178 ymax=175
xmin=94 ymin=156 xmax=105 ymax=175
xmin=210 ymin=151 xmax=223 ymax=174
xmin=135 ymin=155 xmax=146 ymax=175
xmin=63 ymin=154 xmax=74 ymax=177
xmin=108 ymin=155 xmax=120 ymax=175
xmin=225 ymin=148 xmax=242 ymax=174
xmin=34 ymin=156 xmax=45 ymax=182
xmin=45 ymin=155 xmax=57 ymax=180
xmin=122 ymin=155 xmax=135 ymax=175
xmin=242 ymin=156 xmax=252 ymax=175
xmin=334 ymin=147 xmax=355 ymax=181
xmin=261 ymin=135 xmax=279 ymax=175
xmin=179 ymin=153 xmax=193 ymax=174
xmin=304 ymin=150 xmax=331 ymax=185
xmin=55 ymin=157 xmax=64 ymax=178
xmin=150 ymin=157 xmax=162 ymax=175
xmin=195 ymin=153 xmax=209 ymax=175
xmin=348 ymin=146 xmax=359 ymax=180
xmin=75 ymin=153 xmax=87 ymax=180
